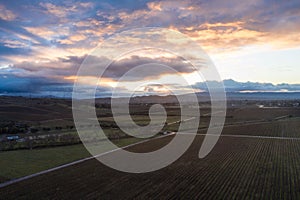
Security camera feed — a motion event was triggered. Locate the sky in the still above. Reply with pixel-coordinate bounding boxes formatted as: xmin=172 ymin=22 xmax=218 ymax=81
xmin=0 ymin=0 xmax=300 ymax=97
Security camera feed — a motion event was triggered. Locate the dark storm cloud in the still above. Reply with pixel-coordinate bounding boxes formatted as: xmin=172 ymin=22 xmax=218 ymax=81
xmin=0 ymin=74 xmax=114 ymax=98
xmin=0 ymin=74 xmax=71 ymax=93
xmin=11 ymin=54 xmax=195 ymax=81
xmin=103 ymin=55 xmax=196 ymax=81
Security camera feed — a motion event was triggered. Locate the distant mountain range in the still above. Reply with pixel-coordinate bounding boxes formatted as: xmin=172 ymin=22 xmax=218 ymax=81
xmin=95 ymin=91 xmax=300 ymax=104
xmin=100 ymin=79 xmax=300 ymax=103
xmin=2 ymin=79 xmax=300 ymax=101
xmin=193 ymin=79 xmax=300 ymax=93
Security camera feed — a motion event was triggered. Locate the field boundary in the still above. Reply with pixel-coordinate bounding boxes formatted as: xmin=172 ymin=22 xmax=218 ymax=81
xmin=0 ymin=133 xmax=175 ymax=189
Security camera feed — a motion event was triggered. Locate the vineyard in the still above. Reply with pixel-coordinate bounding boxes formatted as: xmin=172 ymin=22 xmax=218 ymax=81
xmin=1 ymin=97 xmax=300 ymax=199
xmin=218 ymin=118 xmax=300 ymax=138
xmin=1 ymin=119 xmax=300 ymax=199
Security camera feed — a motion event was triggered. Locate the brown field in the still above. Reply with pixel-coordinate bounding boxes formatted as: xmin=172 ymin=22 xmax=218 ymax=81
xmin=1 ymin=131 xmax=300 ymax=199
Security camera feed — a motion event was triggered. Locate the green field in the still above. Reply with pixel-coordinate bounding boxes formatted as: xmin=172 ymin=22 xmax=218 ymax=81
xmin=0 ymin=137 xmax=143 ymax=183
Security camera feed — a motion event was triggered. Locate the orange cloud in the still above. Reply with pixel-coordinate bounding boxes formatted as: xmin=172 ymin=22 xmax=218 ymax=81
xmin=0 ymin=4 xmax=17 ymax=21
xmin=24 ymin=27 xmax=58 ymax=38
xmin=170 ymin=20 xmax=300 ymax=54
xmin=40 ymin=3 xmax=71 ymax=18
xmin=64 ymin=75 xmax=117 ymax=87
xmin=147 ymin=2 xmax=162 ymax=11
xmin=115 ymin=0 xmax=300 ymax=53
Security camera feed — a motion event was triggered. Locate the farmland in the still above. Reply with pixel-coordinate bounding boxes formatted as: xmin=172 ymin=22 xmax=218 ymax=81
xmin=0 ymin=137 xmax=146 ymax=183
xmin=1 ymin=130 xmax=300 ymax=199
xmin=1 ymin=96 xmax=300 ymax=199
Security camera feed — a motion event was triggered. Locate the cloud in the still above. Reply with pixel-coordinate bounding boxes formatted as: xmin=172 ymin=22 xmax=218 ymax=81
xmin=1 ymin=0 xmax=300 ymax=97
xmin=0 ymin=4 xmax=17 ymax=21
xmin=10 ymin=55 xmax=85 ymax=78
xmin=2 ymin=0 xmax=300 ymax=56
xmin=39 ymin=3 xmax=69 ymax=18
xmin=0 ymin=19 xmax=47 ymax=50
xmin=9 ymin=53 xmax=197 ymax=81
xmin=112 ymin=0 xmax=300 ymax=51
xmin=39 ymin=2 xmax=93 ymax=19
xmin=0 ymin=74 xmax=71 ymax=93
xmin=0 ymin=74 xmax=113 ymax=98
xmin=103 ymin=55 xmax=196 ymax=81
xmin=3 ymin=0 xmax=299 ymax=63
